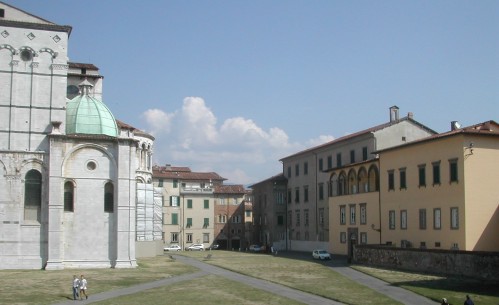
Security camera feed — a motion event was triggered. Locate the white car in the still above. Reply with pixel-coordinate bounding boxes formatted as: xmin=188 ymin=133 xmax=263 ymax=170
xmin=186 ymin=244 xmax=205 ymax=251
xmin=164 ymin=244 xmax=182 ymax=251
xmin=249 ymin=244 xmax=263 ymax=252
xmin=312 ymin=249 xmax=331 ymax=260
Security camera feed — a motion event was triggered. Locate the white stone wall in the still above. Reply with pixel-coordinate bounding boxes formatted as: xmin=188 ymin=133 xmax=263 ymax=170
xmin=0 ymin=151 xmax=46 ymax=269
xmin=0 ymin=24 xmax=69 ymax=152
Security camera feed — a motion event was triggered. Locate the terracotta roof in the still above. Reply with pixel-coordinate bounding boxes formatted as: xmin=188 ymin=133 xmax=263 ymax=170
xmin=116 ymin=120 xmax=154 ymax=140
xmin=249 ymin=173 xmax=286 ymax=188
xmin=116 ymin=120 xmax=138 ymax=131
xmin=214 ymin=184 xmax=246 ymax=194
xmin=280 ymin=116 xmax=436 ymax=161
xmin=153 ymin=167 xmax=226 ymax=181
xmin=153 ymin=165 xmax=191 ymax=172
xmin=376 ymin=120 xmax=499 ymax=154
xmin=68 ymin=62 xmax=99 ymax=70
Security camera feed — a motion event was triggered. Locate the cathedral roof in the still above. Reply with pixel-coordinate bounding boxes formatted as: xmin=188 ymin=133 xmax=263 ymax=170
xmin=65 ymin=80 xmax=118 ymax=137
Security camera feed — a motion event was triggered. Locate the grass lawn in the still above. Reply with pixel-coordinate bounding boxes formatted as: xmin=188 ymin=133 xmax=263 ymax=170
xmin=1 ymin=251 xmax=497 ymax=305
xmin=0 ymin=256 xmax=197 ymax=305
xmin=95 ymin=274 xmax=305 ymax=305
xmin=352 ymin=265 xmax=499 ymax=305
xmin=182 ymin=251 xmax=401 ymax=305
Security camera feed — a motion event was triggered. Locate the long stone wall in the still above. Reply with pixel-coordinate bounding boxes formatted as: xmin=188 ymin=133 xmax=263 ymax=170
xmin=353 ymin=245 xmax=499 ymax=281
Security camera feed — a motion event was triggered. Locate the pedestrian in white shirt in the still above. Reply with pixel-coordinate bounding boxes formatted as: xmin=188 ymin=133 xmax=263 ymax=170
xmin=79 ymin=275 xmax=88 ymax=300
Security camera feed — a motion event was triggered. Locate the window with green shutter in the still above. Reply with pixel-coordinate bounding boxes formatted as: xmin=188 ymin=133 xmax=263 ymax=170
xmin=204 ymin=199 xmax=209 ymax=209
xmin=172 ymin=213 xmax=178 ymax=225
xmin=187 ymin=199 xmax=192 ymax=208
xmin=170 ymin=196 xmax=179 ymax=207
xmin=173 ymin=179 xmax=178 ymax=188
xmin=203 ymin=218 xmax=209 ymax=228
xmin=186 ymin=218 xmax=192 ymax=227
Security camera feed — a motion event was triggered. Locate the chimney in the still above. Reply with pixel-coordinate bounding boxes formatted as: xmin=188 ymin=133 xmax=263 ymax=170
xmin=451 ymin=121 xmax=461 ymax=131
xmin=407 ymin=112 xmax=414 ymax=119
xmin=389 ymin=106 xmax=400 ymax=122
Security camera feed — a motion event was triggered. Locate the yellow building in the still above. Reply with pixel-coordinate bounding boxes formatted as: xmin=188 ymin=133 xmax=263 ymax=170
xmin=328 ymin=159 xmax=381 ymax=256
xmin=378 ymin=121 xmax=499 ymax=251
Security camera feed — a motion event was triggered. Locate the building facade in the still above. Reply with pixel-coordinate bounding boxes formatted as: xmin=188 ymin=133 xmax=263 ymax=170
xmin=250 ymin=173 xmax=287 ymax=250
xmin=213 ymin=184 xmax=248 ymax=250
xmin=153 ymin=165 xmax=225 ymax=250
xmin=377 ymin=121 xmax=499 ymax=252
xmin=0 ymin=2 xmax=156 ymax=269
xmin=281 ymin=106 xmax=436 ymax=252
xmin=327 ymin=159 xmax=381 ymax=256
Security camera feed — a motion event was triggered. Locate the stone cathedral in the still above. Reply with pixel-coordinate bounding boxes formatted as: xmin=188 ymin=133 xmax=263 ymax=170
xmin=0 ymin=2 xmax=162 ymax=269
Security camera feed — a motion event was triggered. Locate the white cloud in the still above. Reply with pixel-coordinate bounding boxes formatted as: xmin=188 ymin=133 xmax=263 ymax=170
xmin=141 ymin=97 xmax=328 ymax=184
xmin=140 ymin=108 xmax=175 ymax=135
xmin=178 ymin=97 xmax=218 ymax=147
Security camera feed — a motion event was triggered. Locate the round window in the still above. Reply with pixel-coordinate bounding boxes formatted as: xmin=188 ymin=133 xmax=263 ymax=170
xmin=86 ymin=161 xmax=97 ymax=171
xmin=20 ymin=50 xmax=33 ymax=61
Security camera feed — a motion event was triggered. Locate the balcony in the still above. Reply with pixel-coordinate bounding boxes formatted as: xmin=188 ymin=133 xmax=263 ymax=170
xmin=180 ymin=187 xmax=214 ymax=195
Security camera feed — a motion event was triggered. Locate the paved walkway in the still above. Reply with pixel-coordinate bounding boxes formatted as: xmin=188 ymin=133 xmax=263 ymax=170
xmin=53 ymin=252 xmax=439 ymax=305
xmin=280 ymin=251 xmax=438 ymax=305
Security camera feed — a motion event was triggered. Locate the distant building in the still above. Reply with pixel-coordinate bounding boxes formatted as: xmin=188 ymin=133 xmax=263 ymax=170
xmin=281 ymin=106 xmax=436 ymax=252
xmin=250 ymin=173 xmax=287 ymax=250
xmin=243 ymin=191 xmax=254 ymax=249
xmin=153 ymin=165 xmax=225 ymax=250
xmin=0 ymin=2 xmax=155 ymax=269
xmin=213 ymin=184 xmax=248 ymax=250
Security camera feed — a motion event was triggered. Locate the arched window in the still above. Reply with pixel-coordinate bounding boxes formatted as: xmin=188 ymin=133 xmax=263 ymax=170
xmin=330 ymin=173 xmax=338 ymax=197
xmin=368 ymin=165 xmax=380 ymax=192
xmin=338 ymin=172 xmax=347 ymax=196
xmin=24 ymin=170 xmax=42 ymax=221
xmin=348 ymin=169 xmax=357 ymax=194
xmin=104 ymin=182 xmax=114 ymax=213
xmin=358 ymin=167 xmax=368 ymax=193
xmin=64 ymin=181 xmax=74 ymax=212
xmin=141 ymin=143 xmax=146 ymax=169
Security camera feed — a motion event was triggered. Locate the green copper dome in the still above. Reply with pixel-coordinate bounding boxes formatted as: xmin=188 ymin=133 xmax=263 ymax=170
xmin=66 ymin=80 xmax=118 ymax=137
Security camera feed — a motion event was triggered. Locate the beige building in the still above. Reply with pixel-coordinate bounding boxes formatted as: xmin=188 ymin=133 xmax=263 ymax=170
xmin=327 ymin=159 xmax=381 ymax=256
xmin=377 ymin=121 xmax=499 ymax=251
xmin=152 ymin=165 xmax=225 ymax=250
xmin=282 ymin=106 xmax=436 ymax=252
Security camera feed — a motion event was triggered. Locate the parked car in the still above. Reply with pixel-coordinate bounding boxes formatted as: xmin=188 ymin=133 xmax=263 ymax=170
xmin=312 ymin=249 xmax=331 ymax=260
xmin=164 ymin=244 xmax=182 ymax=251
xmin=249 ymin=244 xmax=262 ymax=252
xmin=186 ymin=244 xmax=205 ymax=251
xmin=209 ymin=244 xmax=220 ymax=250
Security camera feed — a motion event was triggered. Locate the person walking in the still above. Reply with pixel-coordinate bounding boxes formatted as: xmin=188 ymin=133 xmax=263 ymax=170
xmin=72 ymin=275 xmax=80 ymax=300
xmin=464 ymin=295 xmax=474 ymax=305
xmin=79 ymin=274 xmax=88 ymax=300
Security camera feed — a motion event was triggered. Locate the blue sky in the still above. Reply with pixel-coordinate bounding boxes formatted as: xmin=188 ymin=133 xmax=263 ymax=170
xmin=6 ymin=0 xmax=499 ymax=185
